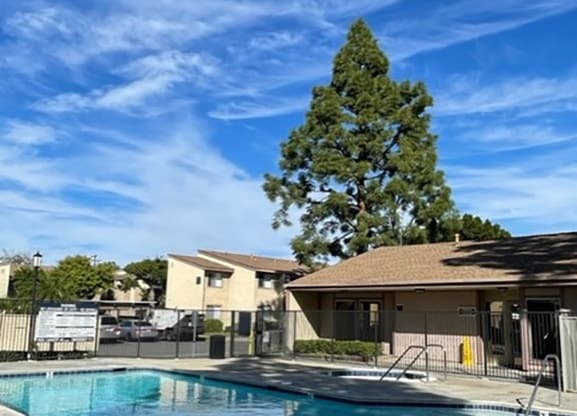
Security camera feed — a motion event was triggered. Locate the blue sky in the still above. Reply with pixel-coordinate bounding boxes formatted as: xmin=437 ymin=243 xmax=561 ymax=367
xmin=1 ymin=0 xmax=577 ymax=265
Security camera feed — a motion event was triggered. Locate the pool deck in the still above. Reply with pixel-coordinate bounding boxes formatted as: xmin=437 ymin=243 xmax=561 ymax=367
xmin=0 ymin=357 xmax=575 ymax=415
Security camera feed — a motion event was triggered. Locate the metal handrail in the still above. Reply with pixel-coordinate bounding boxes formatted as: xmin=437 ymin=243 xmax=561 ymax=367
xmin=525 ymin=353 xmax=562 ymax=415
xmin=380 ymin=344 xmax=447 ymax=382
xmin=397 ymin=344 xmax=447 ymax=382
xmin=379 ymin=345 xmax=425 ymax=381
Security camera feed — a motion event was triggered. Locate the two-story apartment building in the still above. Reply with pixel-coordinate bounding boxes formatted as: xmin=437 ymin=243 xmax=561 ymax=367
xmin=165 ymin=250 xmax=305 ymax=325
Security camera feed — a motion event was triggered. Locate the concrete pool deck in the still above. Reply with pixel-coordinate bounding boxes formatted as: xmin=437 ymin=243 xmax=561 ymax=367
xmin=0 ymin=357 xmax=575 ymax=415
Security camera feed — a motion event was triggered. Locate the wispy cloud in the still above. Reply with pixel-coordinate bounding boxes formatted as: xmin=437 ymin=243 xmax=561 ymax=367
xmin=0 ymin=119 xmax=297 ymax=263
xmin=380 ymin=0 xmax=577 ymax=61
xmin=34 ymin=51 xmax=218 ymax=113
xmin=1 ymin=120 xmax=58 ymax=145
xmin=447 ymin=159 xmax=577 ymax=232
xmin=209 ymin=96 xmax=310 ymax=120
xmin=453 ymin=123 xmax=577 ymax=152
xmin=436 ymin=75 xmax=577 ymax=116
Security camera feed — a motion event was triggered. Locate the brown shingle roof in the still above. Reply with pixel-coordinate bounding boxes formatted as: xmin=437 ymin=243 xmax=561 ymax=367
xmin=287 ymin=232 xmax=577 ymax=289
xmin=198 ymin=250 xmax=306 ymax=274
xmin=168 ymin=254 xmax=234 ymax=273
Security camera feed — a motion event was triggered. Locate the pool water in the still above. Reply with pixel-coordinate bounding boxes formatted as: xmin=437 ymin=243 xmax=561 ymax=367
xmin=0 ymin=370 xmax=518 ymax=416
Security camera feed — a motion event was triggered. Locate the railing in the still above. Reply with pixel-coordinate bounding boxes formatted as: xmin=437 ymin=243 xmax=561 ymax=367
xmin=379 ymin=344 xmax=447 ymax=382
xmin=524 ymin=353 xmax=562 ymax=415
xmin=380 ymin=345 xmax=425 ymax=381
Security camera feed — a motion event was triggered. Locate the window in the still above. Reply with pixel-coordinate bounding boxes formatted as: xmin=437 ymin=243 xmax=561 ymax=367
xmin=257 ymin=272 xmax=275 ymax=289
xmin=206 ymin=305 xmax=221 ymax=319
xmin=207 ymin=272 xmax=223 ymax=288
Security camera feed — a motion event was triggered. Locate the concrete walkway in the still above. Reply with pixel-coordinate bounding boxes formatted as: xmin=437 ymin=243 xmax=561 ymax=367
xmin=0 ymin=357 xmax=575 ymax=415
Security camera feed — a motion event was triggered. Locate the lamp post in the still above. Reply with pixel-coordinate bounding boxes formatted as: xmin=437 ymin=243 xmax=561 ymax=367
xmin=27 ymin=251 xmax=43 ymax=360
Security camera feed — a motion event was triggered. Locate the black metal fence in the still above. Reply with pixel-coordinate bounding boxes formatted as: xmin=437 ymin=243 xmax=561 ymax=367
xmin=0 ymin=299 xmax=261 ymax=361
xmin=284 ymin=309 xmax=563 ymax=383
xmin=95 ymin=307 xmax=256 ymax=360
xmin=0 ymin=298 xmax=566 ymax=385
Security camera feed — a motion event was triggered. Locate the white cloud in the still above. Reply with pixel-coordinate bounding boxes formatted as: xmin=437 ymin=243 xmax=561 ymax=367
xmin=457 ymin=124 xmax=577 ymax=151
xmin=435 ymin=75 xmax=577 ymax=116
xmin=0 ymin=120 xmax=297 ymax=264
xmin=380 ymin=0 xmax=577 ymax=62
xmin=447 ymin=159 xmax=577 ymax=232
xmin=35 ymin=51 xmax=218 ymax=113
xmin=1 ymin=120 xmax=58 ymax=145
xmin=209 ymin=96 xmax=310 ymax=120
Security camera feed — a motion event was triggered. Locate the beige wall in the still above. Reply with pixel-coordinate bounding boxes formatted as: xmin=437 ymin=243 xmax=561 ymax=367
xmin=0 ymin=264 xmax=11 ymax=298
xmin=393 ymin=290 xmax=483 ymax=362
xmin=165 ymin=258 xmax=204 ymax=310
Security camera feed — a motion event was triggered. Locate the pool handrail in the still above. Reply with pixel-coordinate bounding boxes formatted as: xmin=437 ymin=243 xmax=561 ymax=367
xmin=397 ymin=344 xmax=447 ymax=382
xmin=379 ymin=344 xmax=447 ymax=382
xmin=524 ymin=353 xmax=562 ymax=415
xmin=379 ymin=345 xmax=425 ymax=381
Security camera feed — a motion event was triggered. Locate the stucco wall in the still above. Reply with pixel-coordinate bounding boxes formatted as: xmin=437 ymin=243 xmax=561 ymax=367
xmin=197 ymin=254 xmax=259 ymax=312
xmin=165 ymin=258 xmax=204 ymax=310
xmin=393 ymin=290 xmax=483 ymax=363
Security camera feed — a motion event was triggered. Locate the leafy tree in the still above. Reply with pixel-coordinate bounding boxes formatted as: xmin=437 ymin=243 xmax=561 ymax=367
xmin=12 ymin=256 xmax=117 ymax=301
xmin=124 ymin=258 xmax=167 ymax=305
xmin=49 ymin=256 xmax=117 ymax=299
xmin=263 ymin=19 xmax=452 ymax=267
xmin=459 ymin=214 xmax=511 ymax=241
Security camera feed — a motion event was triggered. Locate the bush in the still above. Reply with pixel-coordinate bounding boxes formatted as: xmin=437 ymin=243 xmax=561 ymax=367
xmin=294 ymin=339 xmax=382 ymax=361
xmin=205 ymin=319 xmax=224 ymax=333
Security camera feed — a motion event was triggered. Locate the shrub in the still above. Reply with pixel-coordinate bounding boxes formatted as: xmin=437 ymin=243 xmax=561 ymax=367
xmin=294 ymin=339 xmax=382 ymax=361
xmin=205 ymin=319 xmax=224 ymax=333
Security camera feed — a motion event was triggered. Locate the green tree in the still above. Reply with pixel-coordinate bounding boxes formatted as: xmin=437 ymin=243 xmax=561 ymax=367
xmin=263 ymin=19 xmax=453 ymax=267
xmin=124 ymin=258 xmax=167 ymax=305
xmin=11 ymin=267 xmax=75 ymax=301
xmin=48 ymin=256 xmax=117 ymax=299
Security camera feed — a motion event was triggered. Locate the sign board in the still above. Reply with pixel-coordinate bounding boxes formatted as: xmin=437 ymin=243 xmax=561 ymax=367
xmin=34 ymin=301 xmax=98 ymax=342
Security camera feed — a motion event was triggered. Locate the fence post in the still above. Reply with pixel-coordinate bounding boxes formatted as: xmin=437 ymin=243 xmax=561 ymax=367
xmin=229 ymin=311 xmax=236 ymax=358
xmin=424 ymin=312 xmax=429 ymax=376
xmin=136 ymin=308 xmax=142 ymax=358
xmin=481 ymin=312 xmax=489 ymax=377
xmin=293 ymin=311 xmax=297 ymax=360
xmin=373 ymin=311 xmax=379 ymax=368
xmin=175 ymin=309 xmax=181 ymax=359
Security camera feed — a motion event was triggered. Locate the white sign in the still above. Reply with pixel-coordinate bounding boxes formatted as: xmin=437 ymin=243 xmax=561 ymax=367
xmin=34 ymin=302 xmax=98 ymax=342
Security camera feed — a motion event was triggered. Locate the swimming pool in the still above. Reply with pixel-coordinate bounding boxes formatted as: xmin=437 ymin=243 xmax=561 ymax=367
xmin=0 ymin=369 xmax=558 ymax=415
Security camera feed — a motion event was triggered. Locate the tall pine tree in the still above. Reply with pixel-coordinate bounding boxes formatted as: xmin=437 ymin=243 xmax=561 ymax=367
xmin=264 ymin=19 xmax=453 ymax=267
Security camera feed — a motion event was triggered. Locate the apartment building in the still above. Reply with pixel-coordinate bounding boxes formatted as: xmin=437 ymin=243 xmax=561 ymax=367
xmin=165 ymin=250 xmax=305 ymax=325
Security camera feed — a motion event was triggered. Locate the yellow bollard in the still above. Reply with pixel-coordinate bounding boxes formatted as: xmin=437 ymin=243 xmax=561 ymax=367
xmin=461 ymin=336 xmax=474 ymax=367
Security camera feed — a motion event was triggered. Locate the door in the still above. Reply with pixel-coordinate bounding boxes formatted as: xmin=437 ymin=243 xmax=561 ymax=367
xmin=334 ymin=301 xmax=356 ymax=340
xmin=359 ymin=301 xmax=380 ymax=342
xmin=526 ymin=299 xmax=560 ymax=359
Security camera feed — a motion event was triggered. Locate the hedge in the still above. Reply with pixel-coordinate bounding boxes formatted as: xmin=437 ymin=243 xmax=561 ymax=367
xmin=205 ymin=319 xmax=224 ymax=333
xmin=294 ymin=339 xmax=382 ymax=361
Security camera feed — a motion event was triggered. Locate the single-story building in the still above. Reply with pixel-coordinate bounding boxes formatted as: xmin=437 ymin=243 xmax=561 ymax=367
xmin=285 ymin=232 xmax=577 ymax=373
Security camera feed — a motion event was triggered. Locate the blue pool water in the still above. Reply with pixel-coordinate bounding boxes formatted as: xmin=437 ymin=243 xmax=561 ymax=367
xmin=0 ymin=370 xmax=521 ymax=416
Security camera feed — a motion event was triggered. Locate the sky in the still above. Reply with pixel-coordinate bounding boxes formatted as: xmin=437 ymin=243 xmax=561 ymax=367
xmin=1 ymin=0 xmax=577 ymax=265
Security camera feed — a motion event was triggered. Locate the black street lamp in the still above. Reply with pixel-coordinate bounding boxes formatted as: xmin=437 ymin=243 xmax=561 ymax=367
xmin=27 ymin=251 xmax=43 ymax=360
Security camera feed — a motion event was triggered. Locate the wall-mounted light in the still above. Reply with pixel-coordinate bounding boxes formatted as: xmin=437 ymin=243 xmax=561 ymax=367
xmin=196 ymin=276 xmax=202 ymax=285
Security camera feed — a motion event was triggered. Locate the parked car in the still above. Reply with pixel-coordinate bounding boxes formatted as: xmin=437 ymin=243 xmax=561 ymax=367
xmin=119 ymin=320 xmax=159 ymax=341
xmin=163 ymin=313 xmax=205 ymax=341
xmin=99 ymin=316 xmax=122 ymax=343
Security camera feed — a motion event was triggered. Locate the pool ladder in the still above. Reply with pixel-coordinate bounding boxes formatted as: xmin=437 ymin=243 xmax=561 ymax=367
xmin=379 ymin=344 xmax=447 ymax=382
xmin=524 ymin=353 xmax=562 ymax=415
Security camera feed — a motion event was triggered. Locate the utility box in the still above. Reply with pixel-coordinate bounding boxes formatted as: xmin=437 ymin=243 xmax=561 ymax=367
xmin=209 ymin=335 xmax=226 ymax=359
